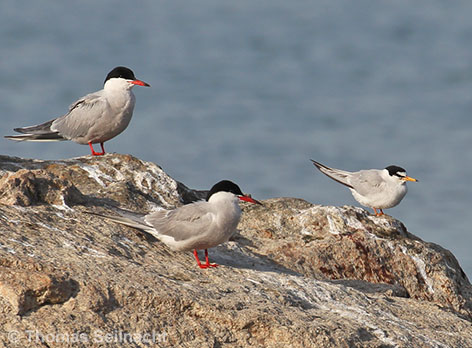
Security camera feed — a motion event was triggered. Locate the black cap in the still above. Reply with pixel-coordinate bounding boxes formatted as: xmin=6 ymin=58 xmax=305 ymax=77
xmin=104 ymin=66 xmax=136 ymax=84
xmin=385 ymin=165 xmax=407 ymax=177
xmin=206 ymin=180 xmax=244 ymax=201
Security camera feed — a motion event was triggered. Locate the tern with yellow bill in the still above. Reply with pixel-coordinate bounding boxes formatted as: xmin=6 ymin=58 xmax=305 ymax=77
xmin=311 ymin=160 xmax=417 ymax=216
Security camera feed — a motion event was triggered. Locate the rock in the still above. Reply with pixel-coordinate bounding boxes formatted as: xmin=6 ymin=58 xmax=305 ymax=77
xmin=0 ymin=168 xmax=86 ymax=206
xmin=238 ymin=199 xmax=472 ymax=319
xmin=0 ymin=256 xmax=76 ymax=315
xmin=0 ymin=153 xmax=470 ymax=348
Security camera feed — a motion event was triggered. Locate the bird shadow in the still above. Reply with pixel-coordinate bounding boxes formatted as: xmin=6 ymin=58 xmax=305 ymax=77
xmin=209 ymin=235 xmax=302 ymax=276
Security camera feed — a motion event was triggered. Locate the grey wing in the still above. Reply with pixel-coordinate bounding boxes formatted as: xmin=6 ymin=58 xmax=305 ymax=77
xmin=144 ymin=202 xmax=215 ymax=242
xmin=348 ymin=170 xmax=385 ymax=196
xmin=51 ymin=91 xmax=107 ymax=140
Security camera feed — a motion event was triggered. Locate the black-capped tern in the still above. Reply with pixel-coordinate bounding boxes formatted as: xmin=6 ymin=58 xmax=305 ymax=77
xmin=90 ymin=180 xmax=262 ymax=269
xmin=311 ymin=160 xmax=417 ymax=216
xmin=5 ymin=66 xmax=150 ymax=156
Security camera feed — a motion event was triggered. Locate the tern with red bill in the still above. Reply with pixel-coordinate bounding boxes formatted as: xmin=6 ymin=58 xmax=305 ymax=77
xmin=90 ymin=180 xmax=262 ymax=269
xmin=311 ymin=160 xmax=418 ymax=216
xmin=5 ymin=66 xmax=150 ymax=156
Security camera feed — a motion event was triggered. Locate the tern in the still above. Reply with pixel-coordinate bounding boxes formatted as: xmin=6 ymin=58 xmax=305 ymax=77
xmin=311 ymin=160 xmax=417 ymax=216
xmin=5 ymin=66 xmax=150 ymax=156
xmin=90 ymin=180 xmax=262 ymax=269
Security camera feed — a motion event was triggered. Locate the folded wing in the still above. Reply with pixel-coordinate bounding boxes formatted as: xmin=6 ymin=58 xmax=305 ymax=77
xmin=50 ymin=92 xmax=106 ymax=141
xmin=348 ymin=170 xmax=386 ymax=197
xmin=145 ymin=201 xmax=215 ymax=242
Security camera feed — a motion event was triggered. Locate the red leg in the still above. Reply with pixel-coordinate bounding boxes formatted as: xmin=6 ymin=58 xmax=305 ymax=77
xmin=99 ymin=142 xmax=106 ymax=155
xmin=194 ymin=249 xmax=207 ymax=269
xmin=88 ymin=142 xmax=95 ymax=155
xmin=204 ymin=249 xmax=218 ymax=268
xmin=193 ymin=249 xmax=218 ymax=269
xmin=88 ymin=142 xmax=105 ymax=156
xmin=373 ymin=208 xmax=384 ymax=216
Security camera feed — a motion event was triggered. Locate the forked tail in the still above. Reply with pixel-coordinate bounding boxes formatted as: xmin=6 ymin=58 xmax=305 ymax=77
xmin=310 ymin=160 xmax=354 ymax=189
xmin=5 ymin=119 xmax=65 ymax=142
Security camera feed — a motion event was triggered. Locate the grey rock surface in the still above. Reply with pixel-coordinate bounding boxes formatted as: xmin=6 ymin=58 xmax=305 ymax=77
xmin=0 ymin=153 xmax=470 ymax=347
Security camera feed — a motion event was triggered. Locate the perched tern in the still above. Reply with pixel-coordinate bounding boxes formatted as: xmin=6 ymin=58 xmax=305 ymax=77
xmin=90 ymin=180 xmax=262 ymax=269
xmin=311 ymin=160 xmax=417 ymax=216
xmin=5 ymin=66 xmax=150 ymax=156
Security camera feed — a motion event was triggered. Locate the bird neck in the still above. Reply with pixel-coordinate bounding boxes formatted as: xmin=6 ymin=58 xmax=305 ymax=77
xmin=208 ymin=192 xmax=241 ymax=223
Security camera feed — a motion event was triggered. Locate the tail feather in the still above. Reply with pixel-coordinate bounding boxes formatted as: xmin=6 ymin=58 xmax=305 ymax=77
xmin=86 ymin=211 xmax=158 ymax=236
xmin=310 ymin=159 xmax=354 ymax=189
xmin=13 ymin=119 xmax=55 ymax=135
xmin=5 ymin=118 xmax=65 ymax=142
xmin=4 ymin=133 xmax=65 ymax=142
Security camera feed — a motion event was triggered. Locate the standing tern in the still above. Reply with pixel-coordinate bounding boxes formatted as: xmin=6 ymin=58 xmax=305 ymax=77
xmin=90 ymin=180 xmax=262 ymax=269
xmin=5 ymin=66 xmax=150 ymax=156
xmin=311 ymin=160 xmax=417 ymax=216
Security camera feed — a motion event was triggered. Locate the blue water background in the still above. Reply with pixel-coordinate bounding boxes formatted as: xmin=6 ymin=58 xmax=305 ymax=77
xmin=1 ymin=1 xmax=472 ymax=276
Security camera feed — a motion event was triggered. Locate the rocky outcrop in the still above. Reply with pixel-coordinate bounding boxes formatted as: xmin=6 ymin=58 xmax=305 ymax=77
xmin=239 ymin=199 xmax=472 ymax=319
xmin=0 ymin=153 xmax=470 ymax=347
